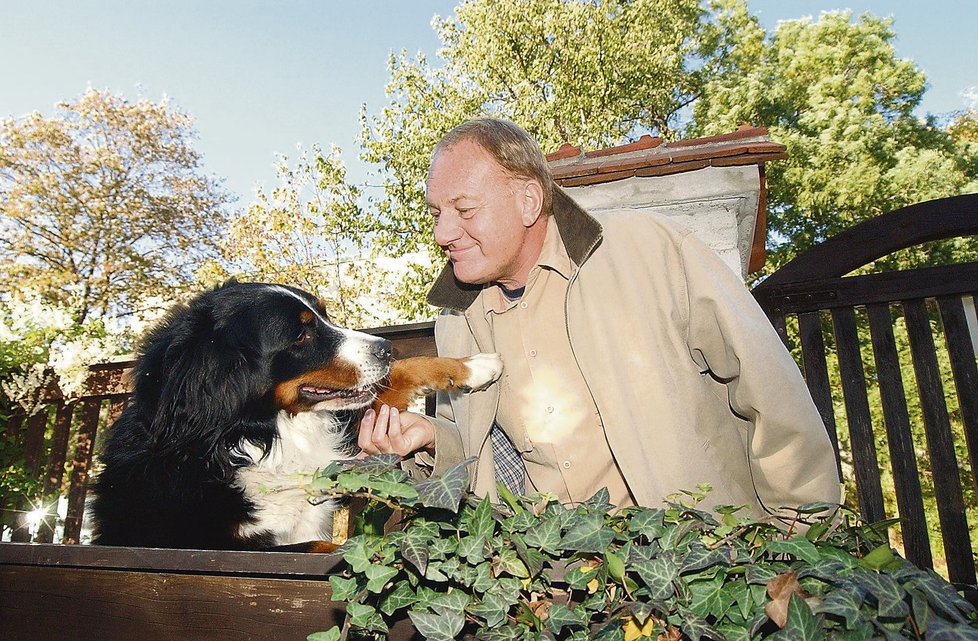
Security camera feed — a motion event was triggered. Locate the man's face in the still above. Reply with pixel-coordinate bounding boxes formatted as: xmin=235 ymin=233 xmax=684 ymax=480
xmin=426 ymin=140 xmax=544 ymax=288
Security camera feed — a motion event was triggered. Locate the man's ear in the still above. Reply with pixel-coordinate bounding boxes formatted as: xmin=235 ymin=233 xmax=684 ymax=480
xmin=520 ymin=179 xmax=545 ymax=227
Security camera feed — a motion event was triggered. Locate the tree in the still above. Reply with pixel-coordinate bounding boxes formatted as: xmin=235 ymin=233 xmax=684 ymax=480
xmin=691 ymin=11 xmax=978 ymax=274
xmin=0 ymin=88 xmax=233 ymax=323
xmin=357 ymin=0 xmax=755 ymax=308
xmin=201 ymin=145 xmax=431 ymax=328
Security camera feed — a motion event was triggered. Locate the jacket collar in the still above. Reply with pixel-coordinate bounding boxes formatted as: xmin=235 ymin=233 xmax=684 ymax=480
xmin=426 ymin=187 xmax=603 ymax=311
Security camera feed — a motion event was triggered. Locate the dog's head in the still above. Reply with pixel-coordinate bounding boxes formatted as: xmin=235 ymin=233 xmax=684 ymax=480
xmin=130 ymin=280 xmax=392 ymax=467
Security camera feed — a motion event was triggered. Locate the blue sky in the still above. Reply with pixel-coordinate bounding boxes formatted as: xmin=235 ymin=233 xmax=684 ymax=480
xmin=2 ymin=1 xmax=975 ymax=205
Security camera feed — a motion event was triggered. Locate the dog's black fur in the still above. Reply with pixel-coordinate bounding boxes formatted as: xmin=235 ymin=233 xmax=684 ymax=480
xmin=89 ymin=281 xmax=390 ymax=550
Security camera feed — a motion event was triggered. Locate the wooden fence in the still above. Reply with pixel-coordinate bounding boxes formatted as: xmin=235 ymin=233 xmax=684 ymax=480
xmin=753 ymin=193 xmax=978 ymax=585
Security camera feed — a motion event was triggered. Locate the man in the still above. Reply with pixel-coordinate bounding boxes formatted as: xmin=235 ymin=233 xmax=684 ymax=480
xmin=359 ymin=118 xmax=840 ymax=519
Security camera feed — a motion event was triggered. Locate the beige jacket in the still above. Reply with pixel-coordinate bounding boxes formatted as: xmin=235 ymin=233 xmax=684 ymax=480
xmin=425 ymin=189 xmax=840 ymax=518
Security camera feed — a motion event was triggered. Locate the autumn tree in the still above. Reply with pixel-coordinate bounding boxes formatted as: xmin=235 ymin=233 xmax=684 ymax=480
xmin=0 ymin=88 xmax=232 ymax=322
xmin=692 ymin=11 xmax=978 ymax=273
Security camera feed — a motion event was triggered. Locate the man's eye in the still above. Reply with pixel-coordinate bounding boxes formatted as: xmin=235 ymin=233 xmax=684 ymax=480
xmin=458 ymin=207 xmax=474 ymax=218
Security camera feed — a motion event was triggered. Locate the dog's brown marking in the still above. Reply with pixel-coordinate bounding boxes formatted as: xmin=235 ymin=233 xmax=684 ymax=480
xmin=299 ymin=309 xmax=314 ymax=324
xmin=373 ymin=356 xmax=479 ymax=412
xmin=274 ymin=361 xmax=364 ymax=413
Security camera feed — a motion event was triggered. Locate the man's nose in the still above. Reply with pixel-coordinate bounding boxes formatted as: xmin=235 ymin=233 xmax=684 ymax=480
xmin=433 ymin=211 xmax=462 ymax=246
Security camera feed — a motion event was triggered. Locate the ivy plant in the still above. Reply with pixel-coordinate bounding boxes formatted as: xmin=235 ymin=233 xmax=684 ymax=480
xmin=307 ymin=455 xmax=978 ymax=641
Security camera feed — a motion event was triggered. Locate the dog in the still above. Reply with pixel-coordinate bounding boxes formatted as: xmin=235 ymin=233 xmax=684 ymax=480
xmin=89 ymin=280 xmax=502 ymax=551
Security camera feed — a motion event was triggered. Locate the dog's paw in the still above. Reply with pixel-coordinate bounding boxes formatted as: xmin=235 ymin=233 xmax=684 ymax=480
xmin=460 ymin=353 xmax=503 ymax=392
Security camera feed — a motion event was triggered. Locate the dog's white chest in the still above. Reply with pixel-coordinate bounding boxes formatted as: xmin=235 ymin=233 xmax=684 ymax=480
xmin=234 ymin=411 xmax=348 ymax=544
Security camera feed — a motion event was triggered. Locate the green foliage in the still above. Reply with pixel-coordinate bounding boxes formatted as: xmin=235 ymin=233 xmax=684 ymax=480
xmin=691 ymin=10 xmax=978 ymax=275
xmin=309 ymin=457 xmax=978 ymax=641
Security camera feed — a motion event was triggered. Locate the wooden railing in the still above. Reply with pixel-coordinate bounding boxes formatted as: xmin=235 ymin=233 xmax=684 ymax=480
xmin=753 ymin=193 xmax=978 ymax=584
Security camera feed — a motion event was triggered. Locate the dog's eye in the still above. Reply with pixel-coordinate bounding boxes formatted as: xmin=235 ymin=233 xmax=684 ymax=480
xmin=294 ymin=328 xmax=312 ymax=345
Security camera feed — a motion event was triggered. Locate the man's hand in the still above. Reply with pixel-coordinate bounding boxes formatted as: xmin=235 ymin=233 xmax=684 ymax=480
xmin=358 ymin=405 xmax=436 ymax=457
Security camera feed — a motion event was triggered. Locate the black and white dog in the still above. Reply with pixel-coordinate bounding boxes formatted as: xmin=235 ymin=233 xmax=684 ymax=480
xmin=89 ymin=281 xmax=501 ymax=550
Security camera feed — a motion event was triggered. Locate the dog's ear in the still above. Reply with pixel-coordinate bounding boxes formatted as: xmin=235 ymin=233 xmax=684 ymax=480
xmin=131 ymin=296 xmax=272 ymax=472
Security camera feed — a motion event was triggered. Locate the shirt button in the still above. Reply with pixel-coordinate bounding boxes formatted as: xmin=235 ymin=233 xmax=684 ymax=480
xmin=562 ymin=461 xmax=572 ymax=469
xmin=529 ymin=349 xmax=538 ymax=357
xmin=519 ymin=301 xmax=528 ymax=309
xmin=546 ymin=406 xmax=554 ymax=414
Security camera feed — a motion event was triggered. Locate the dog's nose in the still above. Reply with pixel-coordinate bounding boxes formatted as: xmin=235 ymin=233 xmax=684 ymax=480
xmin=372 ymin=339 xmax=393 ymax=361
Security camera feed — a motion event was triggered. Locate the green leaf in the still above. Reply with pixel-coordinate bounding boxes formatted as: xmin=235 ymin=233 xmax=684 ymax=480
xmin=559 ymin=512 xmax=615 ymax=553
xmin=925 ymin=619 xmax=978 ymax=640
xmin=914 ymin=569 xmax=974 ymax=623
xmin=468 ymin=495 xmax=496 ymax=538
xmin=814 ymin=586 xmax=864 ymax=625
xmin=633 ymin=556 xmax=679 ymax=600
xmin=365 ymin=564 xmax=398 ymax=593
xmin=400 ymin=530 xmax=432 ymax=574
xmin=689 ymin=575 xmax=734 ymax=620
xmin=469 ymin=591 xmax=513 ymax=628
xmin=523 ymin=514 xmax=562 ymax=551
xmin=628 ymin=508 xmax=667 ymax=540
xmin=762 ymin=538 xmax=822 ymax=565
xmin=328 ymin=575 xmax=360 ymax=601
xmin=363 ymin=477 xmax=419 ymax=500
xmin=415 ymin=458 xmax=473 ymax=510
xmin=342 ymin=538 xmax=374 ymax=573
xmin=496 ymin=482 xmax=524 ymax=513
xmin=347 ymin=602 xmax=388 ymax=633
xmin=379 ymin=581 xmax=417 ymax=615
xmin=679 ymin=607 xmax=725 ymax=641
xmin=773 ymin=593 xmax=825 ymax=641
xmin=855 ymin=570 xmax=909 ymax=619
xmin=408 ymin=609 xmax=465 ymax=641
xmin=580 ymin=487 xmax=613 ymax=513
xmin=605 ymin=550 xmax=626 ymax=581
xmin=680 ymin=541 xmax=731 ymax=574
xmin=353 ymin=453 xmax=403 ymax=473
xmin=545 ymin=603 xmax=587 ymax=633
xmin=859 ymin=544 xmax=895 ymax=570
xmin=430 ymin=590 xmax=471 ymax=616
xmin=307 ymin=628 xmax=341 ymax=641
xmin=493 ymin=548 xmax=530 ymax=578
xmin=458 ymin=534 xmax=488 ymax=565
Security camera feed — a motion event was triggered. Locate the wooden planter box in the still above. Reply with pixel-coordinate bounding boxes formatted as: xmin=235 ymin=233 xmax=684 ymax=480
xmin=0 ymin=542 xmax=358 ymax=641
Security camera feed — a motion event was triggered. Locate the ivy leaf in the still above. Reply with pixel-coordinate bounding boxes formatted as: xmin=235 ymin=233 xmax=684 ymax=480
xmin=347 ymin=602 xmax=388 ymax=633
xmin=415 ymin=458 xmax=473 ymax=510
xmin=914 ymin=569 xmax=974 ymax=623
xmin=430 ymin=590 xmax=471 ymax=616
xmin=408 ymin=609 xmax=465 ymax=641
xmin=559 ymin=512 xmax=615 ymax=553
xmin=363 ymin=477 xmax=419 ymax=500
xmin=679 ymin=607 xmax=725 ymax=641
xmin=458 ymin=534 xmax=488 ymax=565
xmin=545 ymin=603 xmax=587 ymax=633
xmin=813 ymin=586 xmax=864 ymax=626
xmin=633 ymin=555 xmax=679 ymax=600
xmin=524 ymin=514 xmax=562 ymax=552
xmin=925 ymin=619 xmax=978 ymax=641
xmin=365 ymin=564 xmax=398 ymax=593
xmin=379 ymin=581 xmax=417 ymax=615
xmin=680 ymin=541 xmax=731 ymax=574
xmin=353 ymin=453 xmax=403 ymax=473
xmin=328 ymin=575 xmax=360 ymax=601
xmin=400 ymin=530 xmax=431 ymax=575
xmin=342 ymin=538 xmax=374 ymax=573
xmin=493 ymin=548 xmax=530 ymax=578
xmin=772 ymin=594 xmax=825 ymax=641
xmin=628 ymin=507 xmax=667 ymax=540
xmin=762 ymin=538 xmax=822 ymax=565
xmin=469 ymin=592 xmax=513 ymax=628
xmin=306 ymin=628 xmax=341 ymax=641
xmin=468 ymin=495 xmax=495 ymax=538
xmin=855 ymin=570 xmax=909 ymax=619
xmin=689 ymin=575 xmax=735 ymax=620
xmin=580 ymin=487 xmax=614 ymax=513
